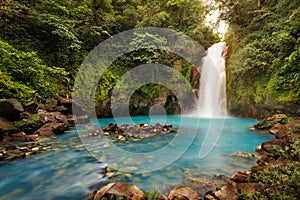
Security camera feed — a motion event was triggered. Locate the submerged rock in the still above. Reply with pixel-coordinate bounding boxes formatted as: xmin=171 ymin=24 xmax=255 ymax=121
xmin=99 ymin=123 xmax=177 ymax=141
xmin=232 ymin=152 xmax=255 ymax=159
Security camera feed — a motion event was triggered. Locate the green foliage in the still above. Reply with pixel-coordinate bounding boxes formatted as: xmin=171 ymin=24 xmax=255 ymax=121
xmin=250 ymin=161 xmax=300 ymax=200
xmin=0 ymin=0 xmax=218 ymax=108
xmin=145 ymin=191 xmax=161 ymax=199
xmin=273 ymin=140 xmax=300 ymax=161
xmin=223 ymin=0 xmax=300 ymax=113
xmin=0 ymin=40 xmax=68 ymax=104
xmin=10 ymin=114 xmax=42 ymax=133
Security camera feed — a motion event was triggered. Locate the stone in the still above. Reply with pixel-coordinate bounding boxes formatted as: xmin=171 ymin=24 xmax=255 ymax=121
xmin=35 ymin=124 xmax=54 ymax=136
xmin=0 ymin=98 xmax=24 ymax=121
xmin=256 ymin=155 xmax=269 ymax=165
xmin=103 ymin=122 xmax=118 ymax=132
xmin=230 ymin=171 xmax=251 ymax=183
xmin=93 ymin=182 xmax=146 ymax=200
xmin=209 ymin=181 xmax=238 ymax=200
xmin=269 ymin=123 xmax=288 ymax=139
xmin=31 ymin=147 xmax=39 ymax=152
xmin=185 ymin=177 xmax=226 ymax=197
xmin=19 ymin=112 xmax=31 ymax=119
xmin=255 ymin=145 xmax=264 ymax=154
xmin=261 ymin=139 xmax=285 ymax=154
xmin=232 ymin=152 xmax=255 ymax=159
xmin=44 ymin=100 xmax=58 ymax=111
xmin=254 ymin=114 xmax=288 ymax=130
xmin=250 ymin=165 xmax=270 ymax=173
xmin=0 ymin=117 xmax=12 ymax=131
xmin=168 ymin=185 xmax=201 ymax=200
xmin=86 ymin=191 xmax=97 ymax=200
xmin=3 ymin=132 xmax=28 ymax=142
xmin=52 ymin=123 xmax=69 ymax=134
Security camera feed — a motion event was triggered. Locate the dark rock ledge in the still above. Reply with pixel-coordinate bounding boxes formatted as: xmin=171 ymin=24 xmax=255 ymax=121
xmin=0 ymin=98 xmax=89 ymax=164
xmin=85 ymin=122 xmax=177 ymax=142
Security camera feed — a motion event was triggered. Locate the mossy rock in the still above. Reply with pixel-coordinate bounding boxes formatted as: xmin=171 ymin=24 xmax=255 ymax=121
xmin=254 ymin=114 xmax=288 ymax=130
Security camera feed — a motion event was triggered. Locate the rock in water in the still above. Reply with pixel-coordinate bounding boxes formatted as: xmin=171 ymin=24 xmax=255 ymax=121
xmin=168 ymin=185 xmax=201 ymax=200
xmin=254 ymin=114 xmax=288 ymax=130
xmin=88 ymin=182 xmax=146 ymax=200
xmin=232 ymin=152 xmax=255 ymax=159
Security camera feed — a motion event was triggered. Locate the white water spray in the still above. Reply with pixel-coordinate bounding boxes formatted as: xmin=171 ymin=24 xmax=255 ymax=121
xmin=198 ymin=42 xmax=227 ymax=117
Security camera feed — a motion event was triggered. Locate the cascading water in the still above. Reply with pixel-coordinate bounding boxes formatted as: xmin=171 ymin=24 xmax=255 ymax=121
xmin=198 ymin=42 xmax=227 ymax=117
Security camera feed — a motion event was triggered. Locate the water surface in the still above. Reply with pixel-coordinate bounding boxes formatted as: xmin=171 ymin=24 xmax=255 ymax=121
xmin=0 ymin=116 xmax=273 ymax=199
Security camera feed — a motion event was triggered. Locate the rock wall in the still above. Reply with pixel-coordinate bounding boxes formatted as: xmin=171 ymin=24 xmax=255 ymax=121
xmin=227 ymin=93 xmax=300 ymax=119
xmin=96 ymin=87 xmax=195 ymax=118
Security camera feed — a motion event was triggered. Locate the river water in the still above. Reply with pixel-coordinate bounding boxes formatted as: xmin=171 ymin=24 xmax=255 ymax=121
xmin=0 ymin=116 xmax=273 ymax=199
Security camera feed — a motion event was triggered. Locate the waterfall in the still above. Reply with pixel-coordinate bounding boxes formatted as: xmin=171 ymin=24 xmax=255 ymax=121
xmin=198 ymin=42 xmax=227 ymax=117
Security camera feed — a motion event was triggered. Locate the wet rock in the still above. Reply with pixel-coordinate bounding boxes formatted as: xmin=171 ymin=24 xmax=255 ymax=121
xmin=255 ymin=145 xmax=264 ymax=154
xmin=103 ymin=122 xmax=118 ymax=132
xmin=269 ymin=123 xmax=288 ymax=139
xmin=254 ymin=114 xmax=288 ymax=130
xmin=52 ymin=123 xmax=69 ymax=134
xmin=261 ymin=139 xmax=285 ymax=154
xmin=101 ymin=123 xmax=177 ymax=141
xmin=256 ymin=155 xmax=269 ymax=165
xmin=0 ymin=98 xmax=24 ymax=121
xmin=35 ymin=124 xmax=54 ymax=136
xmin=168 ymin=185 xmax=201 ymax=200
xmin=230 ymin=171 xmax=251 ymax=183
xmin=2 ymin=132 xmax=38 ymax=142
xmin=185 ymin=177 xmax=227 ymax=197
xmin=205 ymin=181 xmax=238 ymax=200
xmin=91 ymin=182 xmax=146 ymax=200
xmin=232 ymin=152 xmax=255 ymax=159
xmin=0 ymin=143 xmax=52 ymax=163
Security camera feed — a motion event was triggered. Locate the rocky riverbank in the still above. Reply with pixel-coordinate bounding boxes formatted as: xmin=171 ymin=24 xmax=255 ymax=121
xmin=203 ymin=114 xmax=300 ymax=199
xmin=0 ymin=98 xmax=88 ymax=163
xmin=86 ymin=114 xmax=300 ymax=200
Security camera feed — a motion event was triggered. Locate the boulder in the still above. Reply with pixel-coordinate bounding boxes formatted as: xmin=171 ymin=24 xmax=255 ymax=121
xmin=0 ymin=98 xmax=24 ymax=121
xmin=92 ymin=182 xmax=146 ymax=200
xmin=52 ymin=123 xmax=69 ymax=134
xmin=254 ymin=114 xmax=288 ymax=130
xmin=35 ymin=124 xmax=54 ymax=136
xmin=232 ymin=152 xmax=255 ymax=159
xmin=261 ymin=139 xmax=285 ymax=154
xmin=284 ymin=120 xmax=300 ymax=134
xmin=269 ymin=123 xmax=288 ymax=139
xmin=230 ymin=171 xmax=251 ymax=183
xmin=256 ymin=155 xmax=269 ymax=165
xmin=185 ymin=175 xmax=228 ymax=197
xmin=168 ymin=185 xmax=201 ymax=200
xmin=206 ymin=181 xmax=238 ymax=200
xmin=0 ymin=117 xmax=12 ymax=131
xmin=103 ymin=122 xmax=118 ymax=132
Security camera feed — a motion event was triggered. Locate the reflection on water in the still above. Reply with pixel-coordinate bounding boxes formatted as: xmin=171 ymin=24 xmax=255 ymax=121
xmin=0 ymin=116 xmax=273 ymax=200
